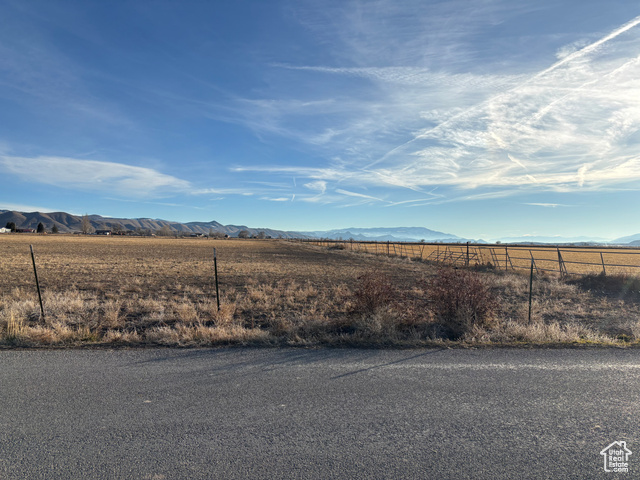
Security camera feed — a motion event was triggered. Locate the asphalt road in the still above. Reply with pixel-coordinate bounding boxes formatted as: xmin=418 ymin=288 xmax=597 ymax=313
xmin=0 ymin=347 xmax=638 ymax=479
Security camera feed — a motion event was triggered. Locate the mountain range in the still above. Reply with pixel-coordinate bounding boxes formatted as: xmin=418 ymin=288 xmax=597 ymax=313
xmin=297 ymin=226 xmax=465 ymax=243
xmin=1 ymin=209 xmax=639 ymax=245
xmin=0 ymin=210 xmax=302 ymax=239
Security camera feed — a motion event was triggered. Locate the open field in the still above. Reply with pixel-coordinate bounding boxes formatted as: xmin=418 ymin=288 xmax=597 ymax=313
xmin=1 ymin=234 xmax=640 ymax=347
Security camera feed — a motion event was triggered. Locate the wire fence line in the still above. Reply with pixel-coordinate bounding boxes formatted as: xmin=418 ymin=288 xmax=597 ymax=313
xmin=295 ymin=239 xmax=640 ymax=277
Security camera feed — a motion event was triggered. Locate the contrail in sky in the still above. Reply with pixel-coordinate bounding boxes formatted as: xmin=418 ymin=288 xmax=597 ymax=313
xmin=534 ymin=14 xmax=640 ymax=80
xmin=366 ymin=14 xmax=640 ymax=169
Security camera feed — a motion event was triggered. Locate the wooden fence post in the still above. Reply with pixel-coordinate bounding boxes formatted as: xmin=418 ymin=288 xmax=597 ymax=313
xmin=600 ymin=252 xmax=606 ymax=276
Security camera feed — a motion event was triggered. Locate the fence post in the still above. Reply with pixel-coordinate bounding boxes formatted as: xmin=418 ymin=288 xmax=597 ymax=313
xmin=557 ymin=248 xmax=566 ymax=277
xmin=30 ymin=245 xmax=45 ymax=321
xmin=528 ymin=258 xmax=534 ymax=324
xmin=466 ymin=242 xmax=470 ymax=267
xmin=600 ymin=252 xmax=606 ymax=276
xmin=213 ymin=248 xmax=220 ymax=311
xmin=529 ymin=251 xmax=539 ymax=274
xmin=505 ymin=247 xmax=508 ymax=271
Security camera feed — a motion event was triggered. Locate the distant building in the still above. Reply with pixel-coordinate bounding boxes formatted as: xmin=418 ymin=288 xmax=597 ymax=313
xmin=0 ymin=227 xmax=10 ymax=234
xmin=16 ymin=228 xmax=36 ymax=233
xmin=95 ymin=230 xmax=112 ymax=235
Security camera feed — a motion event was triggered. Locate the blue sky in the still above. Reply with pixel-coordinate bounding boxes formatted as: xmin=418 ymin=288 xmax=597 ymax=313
xmin=0 ymin=0 xmax=639 ymax=240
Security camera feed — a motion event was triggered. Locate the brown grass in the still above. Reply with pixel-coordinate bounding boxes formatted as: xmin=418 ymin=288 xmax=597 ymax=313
xmin=304 ymin=240 xmax=640 ymax=276
xmin=0 ymin=234 xmax=639 ymax=347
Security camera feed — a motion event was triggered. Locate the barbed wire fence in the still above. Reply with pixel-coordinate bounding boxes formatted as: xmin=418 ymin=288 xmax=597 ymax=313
xmin=295 ymin=239 xmax=640 ymax=277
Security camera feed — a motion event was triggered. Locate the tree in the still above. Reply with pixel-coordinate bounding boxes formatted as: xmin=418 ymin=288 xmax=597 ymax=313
xmin=81 ymin=214 xmax=94 ymax=234
xmin=5 ymin=222 xmax=16 ymax=232
xmin=257 ymin=231 xmax=266 ymax=239
xmin=51 ymin=224 xmax=59 ymax=234
xmin=37 ymin=222 xmax=45 ymax=234
xmin=157 ymin=225 xmax=173 ymax=236
xmin=238 ymin=230 xmax=250 ymax=239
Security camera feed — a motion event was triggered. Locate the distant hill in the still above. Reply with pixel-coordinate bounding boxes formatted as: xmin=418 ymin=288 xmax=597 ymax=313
xmin=611 ymin=233 xmax=640 ymax=244
xmin=0 ymin=210 xmax=304 ymax=238
xmin=498 ymin=235 xmax=610 ymax=245
xmin=299 ymin=226 xmax=463 ymax=242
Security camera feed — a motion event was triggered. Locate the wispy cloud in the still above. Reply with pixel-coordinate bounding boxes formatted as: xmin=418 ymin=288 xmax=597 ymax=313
xmin=0 ymin=202 xmax=60 ymax=213
xmin=0 ymin=155 xmax=259 ymax=199
xmin=304 ymin=180 xmax=327 ymax=193
xmin=335 ymin=188 xmax=383 ymax=202
xmin=0 ymin=155 xmax=190 ymax=197
xmin=260 ymin=196 xmax=292 ymax=202
xmin=524 ymin=203 xmax=575 ymax=208
xmin=230 ymin=9 xmax=640 ymax=205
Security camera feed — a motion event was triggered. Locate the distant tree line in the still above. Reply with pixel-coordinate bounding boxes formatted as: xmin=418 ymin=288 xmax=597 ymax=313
xmin=5 ymin=221 xmax=59 ymax=233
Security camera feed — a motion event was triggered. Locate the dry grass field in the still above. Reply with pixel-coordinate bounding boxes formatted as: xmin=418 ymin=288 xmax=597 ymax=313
xmin=1 ymin=234 xmax=639 ymax=347
xmin=311 ymin=240 xmax=640 ymax=276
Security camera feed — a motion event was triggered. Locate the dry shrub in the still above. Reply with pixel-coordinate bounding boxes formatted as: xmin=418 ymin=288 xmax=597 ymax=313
xmin=173 ymin=301 xmax=199 ymax=324
xmin=103 ymin=329 xmax=141 ymax=344
xmin=144 ymin=324 xmax=272 ymax=346
xmin=352 ymin=270 xmax=397 ymax=314
xmin=212 ymin=302 xmax=238 ymax=327
xmin=429 ymin=267 xmax=498 ymax=339
xmin=485 ymin=320 xmax=613 ymax=344
xmin=5 ymin=311 xmax=23 ymax=342
xmin=354 ymin=305 xmax=402 ymax=338
xmin=568 ymin=273 xmax=640 ymax=300
xmin=100 ymin=301 xmax=124 ymax=329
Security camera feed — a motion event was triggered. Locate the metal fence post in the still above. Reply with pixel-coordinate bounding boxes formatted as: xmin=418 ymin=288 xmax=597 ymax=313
xmin=466 ymin=242 xmax=470 ymax=267
xmin=528 ymin=258 xmax=534 ymax=324
xmin=529 ymin=250 xmax=539 ymax=274
xmin=30 ymin=245 xmax=45 ymax=321
xmin=557 ymin=248 xmax=567 ymax=277
xmin=213 ymin=248 xmax=220 ymax=311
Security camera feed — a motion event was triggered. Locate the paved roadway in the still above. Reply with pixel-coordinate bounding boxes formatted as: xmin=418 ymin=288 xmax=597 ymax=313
xmin=0 ymin=347 xmax=638 ymax=479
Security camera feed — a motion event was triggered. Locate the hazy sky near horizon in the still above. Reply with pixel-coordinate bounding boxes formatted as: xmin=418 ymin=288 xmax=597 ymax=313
xmin=0 ymin=0 xmax=639 ymax=240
